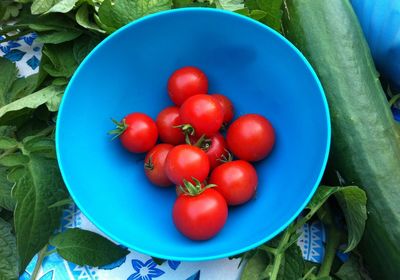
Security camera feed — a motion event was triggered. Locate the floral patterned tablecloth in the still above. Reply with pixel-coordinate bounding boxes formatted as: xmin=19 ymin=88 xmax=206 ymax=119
xmin=1 ymin=33 xmax=332 ymax=280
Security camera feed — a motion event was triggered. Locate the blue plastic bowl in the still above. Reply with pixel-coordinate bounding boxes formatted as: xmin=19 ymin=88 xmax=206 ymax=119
xmin=56 ymin=8 xmax=330 ymax=261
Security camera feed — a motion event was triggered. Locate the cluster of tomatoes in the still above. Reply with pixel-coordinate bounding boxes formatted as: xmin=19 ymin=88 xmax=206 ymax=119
xmin=110 ymin=66 xmax=275 ymax=240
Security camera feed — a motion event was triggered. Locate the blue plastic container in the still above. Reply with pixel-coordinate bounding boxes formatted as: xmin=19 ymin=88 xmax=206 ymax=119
xmin=56 ymin=8 xmax=330 ymax=261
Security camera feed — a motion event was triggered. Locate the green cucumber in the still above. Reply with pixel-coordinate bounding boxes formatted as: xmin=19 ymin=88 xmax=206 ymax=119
xmin=282 ymin=0 xmax=400 ymax=278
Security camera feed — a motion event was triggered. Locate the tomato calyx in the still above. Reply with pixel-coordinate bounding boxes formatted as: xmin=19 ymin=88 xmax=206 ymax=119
xmin=144 ymin=156 xmax=154 ymax=170
xmin=217 ymin=149 xmax=233 ymax=163
xmin=174 ymin=124 xmax=195 ymax=144
xmin=108 ymin=118 xmax=128 ymax=140
xmin=178 ymin=178 xmax=216 ymax=196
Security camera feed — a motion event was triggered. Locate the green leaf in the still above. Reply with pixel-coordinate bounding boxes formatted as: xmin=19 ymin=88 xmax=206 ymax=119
xmin=50 ymin=228 xmax=130 ymax=267
xmin=303 ymin=186 xmax=340 ymax=222
xmin=335 ymin=256 xmax=362 ymax=280
xmin=0 ymin=137 xmax=17 ymax=150
xmin=46 ymin=0 xmax=79 ymax=13
xmin=0 ymin=166 xmax=15 ymax=211
xmin=37 ymin=30 xmax=82 ymax=44
xmin=214 ymin=0 xmax=244 ymax=11
xmin=0 ymin=218 xmax=18 ymax=280
xmin=335 ymin=186 xmax=367 ymax=252
xmin=173 ymin=0 xmax=193 ymax=8
xmin=98 ymin=0 xmax=173 ymax=32
xmin=76 ymin=3 xmax=106 ymax=33
xmin=236 ymin=8 xmax=267 ymax=20
xmin=31 ymin=0 xmax=56 ymax=14
xmin=0 ymin=154 xmax=29 ymax=167
xmin=9 ymin=74 xmax=40 ymax=101
xmin=244 ymin=0 xmax=283 ymax=33
xmin=73 ymin=35 xmax=101 ymax=64
xmin=27 ymin=14 xmax=78 ymax=32
xmin=48 ymin=197 xmax=73 ymax=208
xmin=277 ymin=243 xmax=304 ymax=280
xmin=0 ymin=57 xmax=18 ymax=107
xmin=240 ymin=250 xmax=270 ymax=280
xmin=42 ymin=42 xmax=78 ymax=78
xmin=14 ymin=154 xmax=67 ymax=272
xmin=0 ymin=85 xmax=64 ymax=125
xmin=23 ymin=136 xmax=54 ymax=154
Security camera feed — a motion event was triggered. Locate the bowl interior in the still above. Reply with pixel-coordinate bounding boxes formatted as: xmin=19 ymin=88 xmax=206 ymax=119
xmin=56 ymin=8 xmax=330 ymax=261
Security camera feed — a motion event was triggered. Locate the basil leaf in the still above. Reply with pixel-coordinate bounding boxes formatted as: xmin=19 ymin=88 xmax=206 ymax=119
xmin=0 ymin=154 xmax=29 ymax=167
xmin=13 ymin=154 xmax=67 ymax=272
xmin=50 ymin=228 xmax=129 ymax=267
xmin=0 ymin=85 xmax=64 ymax=125
xmin=31 ymin=0 xmax=56 ymax=15
xmin=277 ymin=243 xmax=304 ymax=280
xmin=0 ymin=218 xmax=18 ymax=280
xmin=0 ymin=137 xmax=17 ymax=150
xmin=0 ymin=166 xmax=15 ymax=211
xmin=47 ymin=0 xmax=79 ymax=14
xmin=335 ymin=186 xmax=367 ymax=252
xmin=37 ymin=30 xmax=82 ymax=44
xmin=0 ymin=57 xmax=18 ymax=107
xmin=335 ymin=255 xmax=362 ymax=280
xmin=76 ymin=4 xmax=106 ymax=33
xmin=98 ymin=0 xmax=173 ymax=32
xmin=73 ymin=35 xmax=101 ymax=64
xmin=240 ymin=250 xmax=270 ymax=280
xmin=214 ymin=0 xmax=244 ymax=11
xmin=42 ymin=42 xmax=78 ymax=78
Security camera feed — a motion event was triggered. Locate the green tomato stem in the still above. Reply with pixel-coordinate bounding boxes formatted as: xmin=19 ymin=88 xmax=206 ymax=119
xmin=269 ymin=228 xmax=292 ymax=280
xmin=317 ymin=204 xmax=342 ymax=278
xmin=31 ymin=244 xmax=48 ymax=280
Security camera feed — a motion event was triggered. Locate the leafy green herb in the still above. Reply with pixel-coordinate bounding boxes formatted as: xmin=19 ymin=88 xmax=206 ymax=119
xmin=0 ymin=218 xmax=18 ymax=280
xmin=13 ymin=154 xmax=67 ymax=272
xmin=0 ymin=166 xmax=15 ymax=211
xmin=0 ymin=85 xmax=64 ymax=125
xmin=98 ymin=0 xmax=173 ymax=32
xmin=334 ymin=187 xmax=367 ymax=252
xmin=0 ymin=58 xmax=18 ymax=107
xmin=50 ymin=228 xmax=130 ymax=266
xmin=335 ymin=255 xmax=363 ymax=280
xmin=243 ymin=0 xmax=283 ymax=32
xmin=37 ymin=30 xmax=83 ymax=44
xmin=241 ymin=250 xmax=270 ymax=280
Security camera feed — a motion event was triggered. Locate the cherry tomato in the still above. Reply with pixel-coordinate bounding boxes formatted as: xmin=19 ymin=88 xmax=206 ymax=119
xmin=227 ymin=114 xmax=275 ymax=162
xmin=180 ymin=94 xmax=224 ymax=137
xmin=168 ymin=66 xmax=208 ymax=106
xmin=210 ymin=160 xmax=258 ymax=206
xmin=144 ymin=144 xmax=173 ymax=187
xmin=191 ymin=133 xmax=228 ymax=170
xmin=173 ymin=188 xmax=228 ymax=240
xmin=156 ymin=106 xmax=185 ymax=145
xmin=211 ymin=94 xmax=234 ymax=124
xmin=110 ymin=113 xmax=158 ymax=153
xmin=165 ymin=144 xmax=210 ymax=185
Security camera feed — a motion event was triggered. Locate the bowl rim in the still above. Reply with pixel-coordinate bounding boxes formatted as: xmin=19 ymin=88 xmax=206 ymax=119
xmin=56 ymin=7 xmax=331 ymax=261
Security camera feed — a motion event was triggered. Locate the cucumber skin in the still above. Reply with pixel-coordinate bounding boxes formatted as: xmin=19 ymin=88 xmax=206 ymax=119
xmin=282 ymin=0 xmax=400 ymax=278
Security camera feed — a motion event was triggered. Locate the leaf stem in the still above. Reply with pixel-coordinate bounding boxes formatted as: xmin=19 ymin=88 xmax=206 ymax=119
xmin=45 ymin=249 xmax=56 ymax=257
xmin=269 ymin=228 xmax=292 ymax=280
xmin=317 ymin=205 xmax=341 ymax=278
xmin=31 ymin=245 xmax=48 ymax=280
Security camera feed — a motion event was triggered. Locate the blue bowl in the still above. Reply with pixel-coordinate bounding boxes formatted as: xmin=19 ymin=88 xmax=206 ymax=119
xmin=56 ymin=8 xmax=330 ymax=261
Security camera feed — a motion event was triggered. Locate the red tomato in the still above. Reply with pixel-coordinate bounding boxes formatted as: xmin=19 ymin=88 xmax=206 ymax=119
xmin=180 ymin=94 xmax=224 ymax=137
xmin=165 ymin=144 xmax=210 ymax=185
xmin=211 ymin=94 xmax=234 ymax=124
xmin=156 ymin=106 xmax=185 ymax=145
xmin=173 ymin=188 xmax=228 ymax=240
xmin=168 ymin=66 xmax=208 ymax=106
xmin=210 ymin=160 xmax=258 ymax=206
xmin=110 ymin=113 xmax=158 ymax=153
xmin=191 ymin=133 xmax=228 ymax=170
xmin=227 ymin=114 xmax=275 ymax=162
xmin=144 ymin=144 xmax=173 ymax=187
